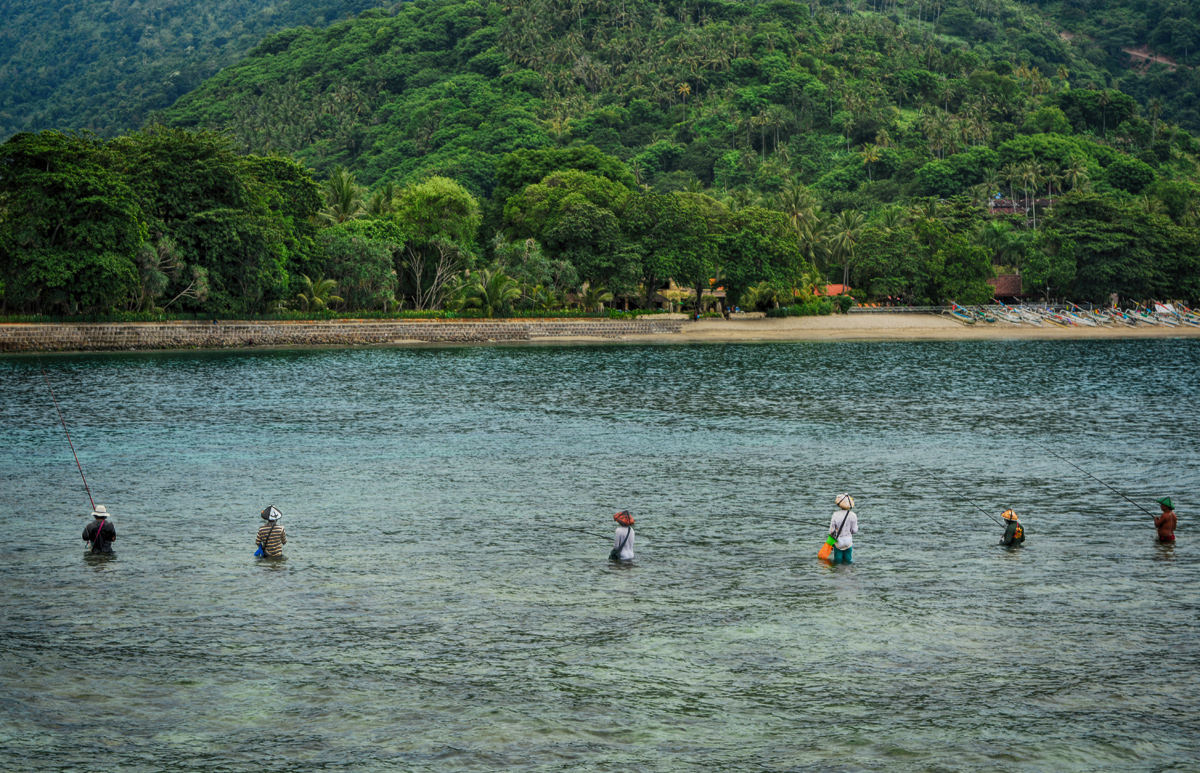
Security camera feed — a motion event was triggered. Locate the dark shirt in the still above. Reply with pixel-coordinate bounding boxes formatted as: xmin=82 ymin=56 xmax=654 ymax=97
xmin=1000 ymin=519 xmax=1025 ymax=547
xmin=83 ymin=518 xmax=116 ymax=554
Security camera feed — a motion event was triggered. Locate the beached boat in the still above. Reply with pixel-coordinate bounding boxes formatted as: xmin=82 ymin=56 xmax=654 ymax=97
xmin=1101 ymin=309 xmax=1137 ymax=327
xmin=946 ymin=305 xmax=976 ymax=324
xmin=1069 ymin=303 xmax=1113 ymax=326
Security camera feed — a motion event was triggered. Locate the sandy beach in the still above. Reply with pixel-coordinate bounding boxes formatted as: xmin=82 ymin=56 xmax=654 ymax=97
xmin=532 ymin=313 xmax=1200 ymax=344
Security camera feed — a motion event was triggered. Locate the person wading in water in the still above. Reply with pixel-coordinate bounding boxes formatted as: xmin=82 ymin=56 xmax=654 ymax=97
xmin=256 ymin=506 xmax=287 ymax=557
xmin=828 ymin=494 xmax=858 ymax=564
xmin=999 ymin=509 xmax=1025 ymax=547
xmin=1154 ymin=498 xmax=1177 ymax=543
xmin=83 ymin=505 xmax=116 ymax=555
xmin=610 ymin=511 xmax=635 ymax=562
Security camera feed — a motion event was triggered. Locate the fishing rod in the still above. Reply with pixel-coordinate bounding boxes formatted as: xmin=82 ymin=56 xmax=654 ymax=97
xmin=914 ymin=464 xmax=1003 ymax=525
xmin=37 ymin=356 xmax=95 ymax=511
xmin=1024 ymin=437 xmax=1157 ymax=519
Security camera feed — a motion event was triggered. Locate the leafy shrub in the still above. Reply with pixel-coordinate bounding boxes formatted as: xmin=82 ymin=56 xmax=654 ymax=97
xmin=1105 ymin=157 xmax=1156 ymax=194
xmin=765 ymin=298 xmax=835 ymax=317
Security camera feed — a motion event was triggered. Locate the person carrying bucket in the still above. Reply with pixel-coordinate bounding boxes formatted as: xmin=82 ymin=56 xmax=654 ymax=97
xmin=999 ymin=509 xmax=1025 ymax=547
xmin=255 ymin=505 xmax=287 ymax=558
xmin=610 ymin=510 xmax=635 ymax=562
xmin=825 ymin=494 xmax=858 ymax=564
xmin=82 ymin=505 xmax=116 ymax=555
xmin=1154 ymin=498 xmax=1177 ymax=543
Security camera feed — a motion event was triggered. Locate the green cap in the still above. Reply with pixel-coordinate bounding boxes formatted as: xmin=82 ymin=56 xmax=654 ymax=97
xmin=1156 ymin=497 xmax=1173 ymax=510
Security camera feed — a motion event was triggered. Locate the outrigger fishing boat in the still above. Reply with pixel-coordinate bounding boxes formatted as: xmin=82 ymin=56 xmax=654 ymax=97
xmin=1153 ymin=301 xmax=1200 ymax=328
xmin=1133 ymin=302 xmax=1176 ymax=326
xmin=1173 ymin=306 xmax=1200 ymax=327
xmin=987 ymin=303 xmax=1025 ymax=324
xmin=1059 ymin=303 xmax=1099 ymax=326
xmin=1101 ymin=307 xmax=1138 ymax=326
xmin=987 ymin=301 xmax=1040 ymax=325
xmin=1068 ymin=302 xmax=1114 ymax=326
xmin=946 ymin=303 xmax=977 ymax=324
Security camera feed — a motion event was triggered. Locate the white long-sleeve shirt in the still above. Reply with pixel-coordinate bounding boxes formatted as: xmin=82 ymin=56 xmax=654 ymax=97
xmin=613 ymin=525 xmax=635 ymax=560
xmin=828 ymin=510 xmax=859 ymax=549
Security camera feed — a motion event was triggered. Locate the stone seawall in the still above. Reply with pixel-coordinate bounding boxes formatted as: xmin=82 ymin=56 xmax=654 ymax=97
xmin=0 ymin=318 xmax=686 ymax=353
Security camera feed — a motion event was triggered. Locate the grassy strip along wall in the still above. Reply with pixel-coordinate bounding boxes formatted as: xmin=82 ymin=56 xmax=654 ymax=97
xmin=0 ymin=318 xmax=687 ymax=353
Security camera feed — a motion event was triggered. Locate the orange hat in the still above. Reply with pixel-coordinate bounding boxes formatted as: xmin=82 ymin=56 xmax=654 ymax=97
xmin=614 ymin=510 xmax=635 ymax=527
xmin=1001 ymin=509 xmax=1018 ymax=521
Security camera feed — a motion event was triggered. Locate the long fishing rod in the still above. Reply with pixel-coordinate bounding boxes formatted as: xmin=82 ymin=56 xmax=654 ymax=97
xmin=915 ymin=464 xmax=1003 ymax=525
xmin=37 ymin=356 xmax=95 ymax=511
xmin=1024 ymin=437 xmax=1157 ymax=518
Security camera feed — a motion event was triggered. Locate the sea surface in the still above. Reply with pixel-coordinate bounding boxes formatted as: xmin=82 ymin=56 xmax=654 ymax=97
xmin=1 ymin=340 xmax=1197 ymax=771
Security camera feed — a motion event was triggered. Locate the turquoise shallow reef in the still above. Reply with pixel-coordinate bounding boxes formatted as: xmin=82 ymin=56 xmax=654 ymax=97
xmin=2 ymin=340 xmax=1197 ymax=771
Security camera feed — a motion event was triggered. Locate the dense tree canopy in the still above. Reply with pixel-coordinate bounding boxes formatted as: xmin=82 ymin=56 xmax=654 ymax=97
xmin=0 ymin=1 xmax=378 ymax=141
xmin=3 ymin=0 xmax=1200 ymax=313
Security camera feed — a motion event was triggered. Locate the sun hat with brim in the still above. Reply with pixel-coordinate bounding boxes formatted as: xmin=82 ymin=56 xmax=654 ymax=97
xmin=91 ymin=505 xmax=109 ymax=518
xmin=1001 ymin=509 xmax=1018 ymax=521
xmin=261 ymin=505 xmax=282 ymax=522
xmin=836 ymin=493 xmax=854 ymax=510
xmin=1157 ymin=497 xmax=1174 ymax=510
xmin=614 ymin=510 xmax=635 ymax=527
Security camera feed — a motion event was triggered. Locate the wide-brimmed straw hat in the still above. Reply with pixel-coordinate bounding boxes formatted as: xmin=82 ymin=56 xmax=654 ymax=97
xmin=836 ymin=493 xmax=854 ymax=510
xmin=1001 ymin=509 xmax=1019 ymax=521
xmin=614 ymin=510 xmax=635 ymax=527
xmin=91 ymin=505 xmax=109 ymax=518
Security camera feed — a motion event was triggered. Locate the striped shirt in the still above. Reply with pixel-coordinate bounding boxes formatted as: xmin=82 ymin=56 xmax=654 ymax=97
xmin=256 ymin=522 xmax=287 ymax=557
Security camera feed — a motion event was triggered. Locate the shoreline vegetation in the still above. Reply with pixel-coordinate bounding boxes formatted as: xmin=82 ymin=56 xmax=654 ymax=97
xmin=2 ymin=314 xmax=1196 ymax=355
xmin=6 ymin=2 xmax=1200 ymax=322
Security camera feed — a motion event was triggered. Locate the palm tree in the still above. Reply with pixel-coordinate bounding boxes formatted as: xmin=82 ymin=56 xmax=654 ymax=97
xmin=630 ymin=159 xmax=647 ymax=187
xmin=976 ymin=221 xmax=1016 ymax=266
xmin=317 ymin=167 xmax=366 ymax=225
xmin=1063 ymin=158 xmax=1090 ymax=192
xmin=1020 ymin=161 xmax=1044 ymax=227
xmin=829 ymin=210 xmax=866 ymax=289
xmin=740 ymin=280 xmax=786 ymax=311
xmin=775 ymin=180 xmax=816 ymax=232
xmin=465 ymin=266 xmax=522 ymax=318
xmin=876 ymin=205 xmax=908 ymax=233
xmin=525 ymin=284 xmax=563 ymax=312
xmin=980 ymin=168 xmax=1003 ymax=214
xmin=578 ymin=282 xmax=614 ymax=312
xmin=1001 ymin=163 xmax=1022 ymax=206
xmin=1043 ymin=164 xmax=1063 ymax=209
xmin=1141 ymin=195 xmax=1165 ymax=216
xmin=859 ymin=143 xmax=881 ymax=182
xmin=797 ymin=209 xmax=830 ymax=272
xmin=364 ymin=181 xmax=397 ymax=217
xmin=1149 ymin=97 xmax=1164 ymax=136
xmin=294 ymin=275 xmax=344 ymax=311
xmin=766 ymin=105 xmax=790 ymax=152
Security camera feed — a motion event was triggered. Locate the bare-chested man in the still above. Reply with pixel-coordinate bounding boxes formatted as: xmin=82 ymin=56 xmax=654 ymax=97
xmin=1154 ymin=497 xmax=1177 ymax=543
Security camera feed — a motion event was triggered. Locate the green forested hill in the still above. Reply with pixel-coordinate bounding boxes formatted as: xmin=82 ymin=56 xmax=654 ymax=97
xmin=4 ymin=0 xmax=1200 ymax=317
xmin=158 ymin=0 xmax=1200 ymax=203
xmin=0 ymin=0 xmax=378 ymax=139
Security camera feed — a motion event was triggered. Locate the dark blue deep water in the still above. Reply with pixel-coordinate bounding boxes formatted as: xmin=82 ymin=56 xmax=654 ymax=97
xmin=2 ymin=340 xmax=1198 ymax=771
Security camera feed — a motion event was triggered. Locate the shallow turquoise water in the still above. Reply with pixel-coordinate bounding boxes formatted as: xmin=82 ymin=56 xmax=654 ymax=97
xmin=1 ymin=340 xmax=1198 ymax=771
